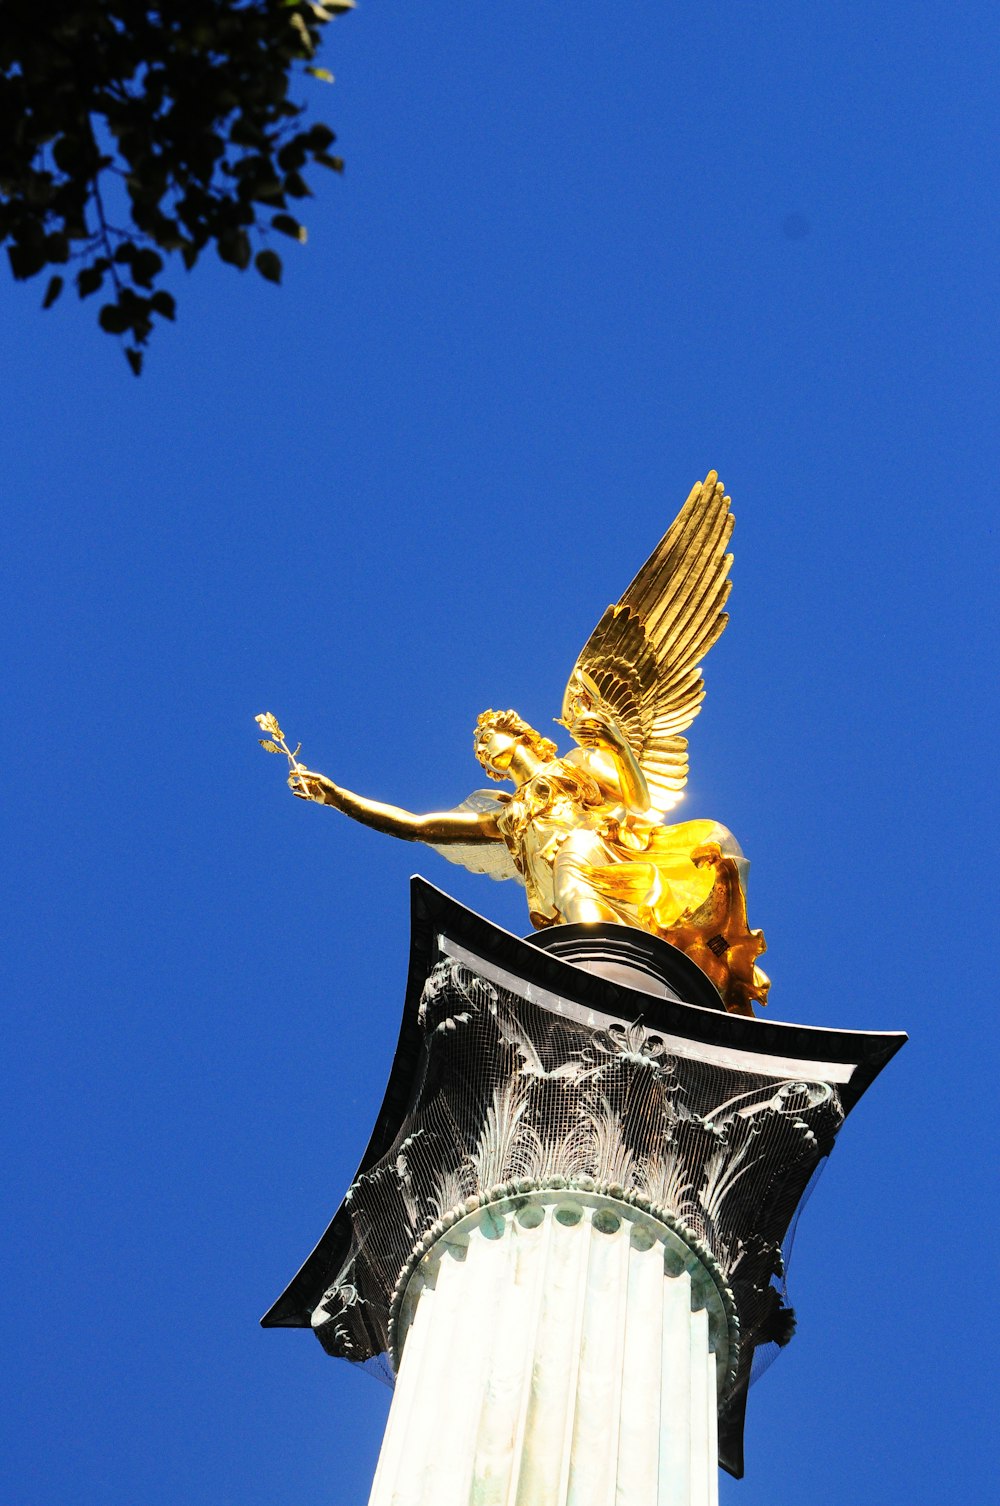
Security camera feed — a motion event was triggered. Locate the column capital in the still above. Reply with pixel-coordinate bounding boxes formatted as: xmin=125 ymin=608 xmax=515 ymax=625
xmin=263 ymin=878 xmax=906 ymax=1476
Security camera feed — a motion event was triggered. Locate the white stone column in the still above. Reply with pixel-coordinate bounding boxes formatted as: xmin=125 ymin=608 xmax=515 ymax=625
xmin=366 ymin=1188 xmax=736 ymax=1506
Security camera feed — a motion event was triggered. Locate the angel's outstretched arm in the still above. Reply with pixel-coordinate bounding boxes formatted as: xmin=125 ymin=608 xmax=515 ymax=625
xmin=289 ymin=768 xmax=503 ymax=845
xmin=569 ymin=715 xmax=651 ymax=812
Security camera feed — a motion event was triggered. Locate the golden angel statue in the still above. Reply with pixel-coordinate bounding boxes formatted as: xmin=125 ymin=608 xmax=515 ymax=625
xmin=270 ymin=472 xmax=768 ymax=1016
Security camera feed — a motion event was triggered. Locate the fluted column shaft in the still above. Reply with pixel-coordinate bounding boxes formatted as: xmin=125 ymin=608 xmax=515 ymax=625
xmin=367 ymin=1190 xmax=731 ymax=1506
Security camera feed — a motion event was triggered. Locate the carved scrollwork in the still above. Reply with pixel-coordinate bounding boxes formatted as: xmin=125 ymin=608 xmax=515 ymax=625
xmin=418 ymin=959 xmax=496 ymax=1037
xmin=577 ymin=1019 xmax=678 ymax=1077
xmin=310 ymin=948 xmax=845 ymax=1435
xmin=312 ymin=1279 xmax=367 ymax=1360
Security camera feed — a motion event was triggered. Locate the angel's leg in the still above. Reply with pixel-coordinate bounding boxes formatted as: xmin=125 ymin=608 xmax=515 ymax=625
xmin=552 ymin=831 xmax=621 ymax=925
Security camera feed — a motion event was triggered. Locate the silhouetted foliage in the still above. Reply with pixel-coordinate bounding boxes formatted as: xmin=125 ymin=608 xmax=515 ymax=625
xmin=0 ymin=1 xmax=354 ymax=373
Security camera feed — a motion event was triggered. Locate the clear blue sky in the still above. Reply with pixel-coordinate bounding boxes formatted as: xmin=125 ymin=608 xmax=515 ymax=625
xmin=3 ymin=4 xmax=997 ymax=1502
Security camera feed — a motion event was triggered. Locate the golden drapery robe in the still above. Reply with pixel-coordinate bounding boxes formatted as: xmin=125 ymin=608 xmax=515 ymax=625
xmin=495 ymin=759 xmax=768 ymax=1015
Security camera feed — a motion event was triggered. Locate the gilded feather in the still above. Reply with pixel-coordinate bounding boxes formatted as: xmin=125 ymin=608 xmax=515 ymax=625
xmin=562 ymin=472 xmax=734 ymax=814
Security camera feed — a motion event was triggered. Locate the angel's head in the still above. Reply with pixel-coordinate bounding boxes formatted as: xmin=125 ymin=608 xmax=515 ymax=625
xmin=474 ymin=709 xmax=557 ymax=782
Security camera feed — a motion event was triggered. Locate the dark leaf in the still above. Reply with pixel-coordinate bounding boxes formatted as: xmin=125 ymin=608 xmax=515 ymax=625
xmin=131 ymin=249 xmax=164 ymax=287
xmin=98 ymin=302 xmax=131 ymax=335
xmin=148 ymin=220 xmax=185 ymax=252
xmin=255 ymin=249 xmax=282 ymax=284
xmin=78 ymin=264 xmax=106 ymax=298
xmin=2 ymin=0 xmax=351 ymax=355
xmin=44 ymin=233 xmax=71 ymax=264
xmin=217 ymin=229 xmax=252 ymax=270
xmin=307 ymin=123 xmax=337 ymax=151
xmin=52 ymin=134 xmax=85 ymax=174
xmin=7 ymin=242 xmax=46 ymax=280
xmin=250 ymin=177 xmax=286 ymax=204
xmin=232 ymin=154 xmax=272 ymax=182
xmin=283 ymin=171 xmax=312 ymax=199
xmin=271 ymin=213 xmax=307 ymax=242
xmin=125 ymin=347 xmax=143 ymax=377
xmin=289 ymin=13 xmax=315 ymax=53
xmin=277 ymin=140 xmax=308 ymax=173
xmin=230 ymin=117 xmax=268 ymax=148
xmin=24 ymin=171 xmax=56 ymax=208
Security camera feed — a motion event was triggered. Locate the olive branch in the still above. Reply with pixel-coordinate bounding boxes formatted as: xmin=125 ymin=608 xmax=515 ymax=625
xmin=255 ymin=711 xmax=304 ymax=774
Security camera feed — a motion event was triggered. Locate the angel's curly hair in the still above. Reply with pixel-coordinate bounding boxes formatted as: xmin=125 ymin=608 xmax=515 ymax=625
xmin=474 ymin=708 xmax=558 ymax=779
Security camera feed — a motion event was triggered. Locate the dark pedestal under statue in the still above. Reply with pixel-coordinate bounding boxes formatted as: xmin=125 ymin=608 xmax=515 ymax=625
xmin=263 ymin=878 xmax=905 ymax=1488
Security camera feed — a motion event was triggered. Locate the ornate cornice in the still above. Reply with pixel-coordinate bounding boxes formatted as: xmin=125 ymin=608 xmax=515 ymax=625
xmin=263 ymin=878 xmax=906 ymax=1477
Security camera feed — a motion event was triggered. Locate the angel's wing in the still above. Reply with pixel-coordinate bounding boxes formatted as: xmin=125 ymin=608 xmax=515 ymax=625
xmin=425 ymin=790 xmax=524 ymax=884
xmin=562 ymin=472 xmax=733 ymax=815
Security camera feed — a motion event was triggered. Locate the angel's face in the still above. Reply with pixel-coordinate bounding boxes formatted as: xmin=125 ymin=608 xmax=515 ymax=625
xmin=475 ymin=727 xmax=518 ymax=778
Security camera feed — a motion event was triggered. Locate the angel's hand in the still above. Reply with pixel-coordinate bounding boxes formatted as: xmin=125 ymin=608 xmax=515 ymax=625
xmin=288 ymin=767 xmax=337 ymax=804
xmin=568 ymin=711 xmax=623 ymax=750
xmin=566 ymin=710 xmax=605 ymax=746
